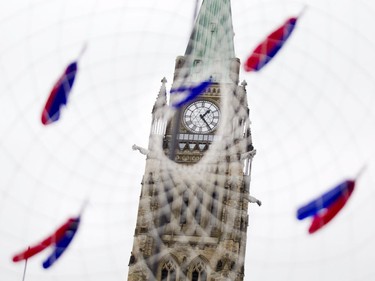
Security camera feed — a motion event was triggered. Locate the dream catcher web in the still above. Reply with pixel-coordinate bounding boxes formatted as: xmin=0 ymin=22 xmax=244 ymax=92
xmin=1 ymin=0 xmax=375 ymax=281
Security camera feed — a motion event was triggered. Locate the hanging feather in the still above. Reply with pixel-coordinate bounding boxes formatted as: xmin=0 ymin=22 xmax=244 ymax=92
xmin=296 ymin=179 xmax=357 ymax=234
xmin=41 ymin=62 xmax=78 ymax=125
xmin=297 ymin=180 xmax=355 ymax=220
xmin=308 ymin=188 xmax=354 ymax=234
xmin=41 ymin=44 xmax=86 ymax=125
xmin=171 ymin=79 xmax=212 ymax=108
xmin=244 ymin=16 xmax=299 ymax=72
xmin=42 ymin=217 xmax=80 ymax=269
xmin=12 ymin=216 xmax=81 ymax=269
xmin=12 ymin=218 xmax=76 ymax=262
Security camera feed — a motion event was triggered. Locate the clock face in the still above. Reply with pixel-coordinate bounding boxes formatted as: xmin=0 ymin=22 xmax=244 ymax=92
xmin=183 ymin=100 xmax=220 ymax=133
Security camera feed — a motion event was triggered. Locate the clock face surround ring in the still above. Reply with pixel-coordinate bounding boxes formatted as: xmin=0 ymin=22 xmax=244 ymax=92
xmin=183 ymin=100 xmax=220 ymax=133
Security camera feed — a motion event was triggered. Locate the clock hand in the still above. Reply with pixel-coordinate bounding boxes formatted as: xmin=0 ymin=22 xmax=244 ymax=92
xmin=202 ymin=109 xmax=211 ymax=118
xmin=199 ymin=114 xmax=211 ymax=130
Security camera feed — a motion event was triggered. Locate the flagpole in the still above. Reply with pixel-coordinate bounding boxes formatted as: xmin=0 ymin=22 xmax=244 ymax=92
xmin=21 ymin=247 xmax=30 ymax=281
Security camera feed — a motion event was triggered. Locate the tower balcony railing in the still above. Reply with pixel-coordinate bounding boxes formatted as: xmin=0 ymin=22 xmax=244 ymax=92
xmin=177 ymin=133 xmax=221 ymax=142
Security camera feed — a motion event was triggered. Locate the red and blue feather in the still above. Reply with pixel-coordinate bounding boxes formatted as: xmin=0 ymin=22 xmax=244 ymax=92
xmin=41 ymin=62 xmax=78 ymax=125
xmin=171 ymin=79 xmax=212 ymax=108
xmin=12 ymin=216 xmax=81 ymax=269
xmin=244 ymin=16 xmax=299 ymax=72
xmin=296 ymin=180 xmax=356 ymax=234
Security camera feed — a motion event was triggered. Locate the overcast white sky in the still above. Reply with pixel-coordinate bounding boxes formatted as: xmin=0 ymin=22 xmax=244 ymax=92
xmin=1 ymin=0 xmax=375 ymax=280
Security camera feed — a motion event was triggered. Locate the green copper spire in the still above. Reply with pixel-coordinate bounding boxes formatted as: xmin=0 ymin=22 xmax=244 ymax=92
xmin=185 ymin=0 xmax=235 ymax=61
xmin=174 ymin=0 xmax=238 ymax=84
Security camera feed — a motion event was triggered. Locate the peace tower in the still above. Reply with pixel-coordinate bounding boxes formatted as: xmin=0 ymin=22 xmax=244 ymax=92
xmin=128 ymin=0 xmax=256 ymax=280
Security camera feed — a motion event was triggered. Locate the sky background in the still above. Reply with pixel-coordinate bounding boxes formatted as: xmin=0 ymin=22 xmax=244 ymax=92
xmin=1 ymin=0 xmax=375 ymax=280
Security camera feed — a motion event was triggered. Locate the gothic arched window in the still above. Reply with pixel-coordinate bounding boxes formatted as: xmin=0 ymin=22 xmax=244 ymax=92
xmin=191 ymin=260 xmax=207 ymax=281
xmin=160 ymin=260 xmax=177 ymax=281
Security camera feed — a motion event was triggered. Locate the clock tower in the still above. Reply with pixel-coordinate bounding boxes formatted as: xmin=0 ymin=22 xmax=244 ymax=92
xmin=128 ymin=0 xmax=256 ymax=280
